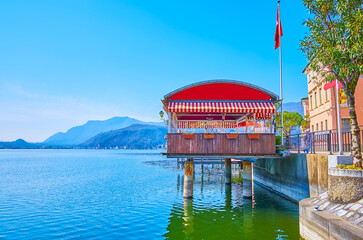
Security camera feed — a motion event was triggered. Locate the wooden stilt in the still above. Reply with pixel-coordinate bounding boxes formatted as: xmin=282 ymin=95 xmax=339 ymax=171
xmin=183 ymin=158 xmax=194 ymax=199
xmin=242 ymin=161 xmax=253 ymax=199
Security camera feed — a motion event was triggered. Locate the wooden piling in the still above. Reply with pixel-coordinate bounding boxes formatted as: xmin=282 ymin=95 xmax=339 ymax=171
xmin=243 ymin=161 xmax=253 ymax=199
xmin=183 ymin=158 xmax=194 ymax=199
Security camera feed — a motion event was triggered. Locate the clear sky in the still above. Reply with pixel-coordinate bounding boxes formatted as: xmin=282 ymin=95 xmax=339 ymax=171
xmin=0 ymin=0 xmax=309 ymax=142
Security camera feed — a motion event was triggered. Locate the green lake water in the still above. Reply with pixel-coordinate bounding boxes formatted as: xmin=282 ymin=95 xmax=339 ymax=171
xmin=0 ymin=149 xmax=299 ymax=239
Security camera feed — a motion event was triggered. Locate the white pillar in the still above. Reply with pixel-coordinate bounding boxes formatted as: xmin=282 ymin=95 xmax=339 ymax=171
xmin=245 ymin=117 xmax=248 ymax=133
xmin=168 ymin=112 xmax=171 ymax=133
xmin=253 ymin=113 xmax=256 ymax=133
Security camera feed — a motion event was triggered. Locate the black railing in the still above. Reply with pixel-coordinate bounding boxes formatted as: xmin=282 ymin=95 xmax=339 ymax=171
xmin=285 ymin=126 xmax=363 ymax=154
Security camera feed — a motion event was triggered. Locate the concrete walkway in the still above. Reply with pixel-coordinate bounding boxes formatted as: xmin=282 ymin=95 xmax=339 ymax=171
xmin=313 ymin=192 xmax=363 ymax=228
xmin=300 ymin=192 xmax=363 ymax=240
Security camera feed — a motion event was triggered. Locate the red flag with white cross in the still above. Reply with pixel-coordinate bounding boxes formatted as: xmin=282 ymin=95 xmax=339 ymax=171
xmin=275 ymin=4 xmax=283 ymax=49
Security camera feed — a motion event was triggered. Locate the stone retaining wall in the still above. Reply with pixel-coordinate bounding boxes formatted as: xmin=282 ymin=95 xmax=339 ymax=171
xmin=328 ymin=168 xmax=363 ymax=204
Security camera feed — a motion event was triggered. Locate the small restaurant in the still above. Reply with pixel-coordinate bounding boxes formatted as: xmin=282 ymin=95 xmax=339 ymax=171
xmin=162 ymin=80 xmax=279 ymax=156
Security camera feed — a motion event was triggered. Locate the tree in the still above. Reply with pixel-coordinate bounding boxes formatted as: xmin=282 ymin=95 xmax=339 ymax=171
xmin=300 ymin=0 xmax=363 ymax=167
xmin=301 ymin=115 xmax=311 ymax=131
xmin=276 ymin=111 xmax=303 ymax=136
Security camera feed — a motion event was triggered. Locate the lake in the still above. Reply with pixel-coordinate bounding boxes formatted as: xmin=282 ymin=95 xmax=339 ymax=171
xmin=0 ymin=150 xmax=299 ymax=239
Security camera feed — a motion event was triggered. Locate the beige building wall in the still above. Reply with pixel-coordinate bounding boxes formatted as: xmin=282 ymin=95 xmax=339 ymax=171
xmin=304 ymin=69 xmax=363 ymax=132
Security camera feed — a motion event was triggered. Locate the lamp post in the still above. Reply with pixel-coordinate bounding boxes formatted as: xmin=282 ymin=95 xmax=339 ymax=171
xmin=159 ymin=111 xmax=164 ymax=118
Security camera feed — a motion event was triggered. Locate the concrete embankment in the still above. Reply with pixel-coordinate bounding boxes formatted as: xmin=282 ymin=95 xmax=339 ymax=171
xmin=253 ymin=153 xmax=310 ymax=202
xmin=253 ymin=153 xmax=334 ymax=201
xmin=253 ymin=153 xmax=363 ymax=239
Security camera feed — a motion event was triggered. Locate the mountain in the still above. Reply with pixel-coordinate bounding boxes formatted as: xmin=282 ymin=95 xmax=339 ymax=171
xmin=44 ymin=117 xmax=163 ymax=146
xmin=82 ymin=124 xmax=167 ymax=149
xmin=283 ymin=102 xmax=304 ymax=116
xmin=0 ymin=139 xmax=41 ymax=149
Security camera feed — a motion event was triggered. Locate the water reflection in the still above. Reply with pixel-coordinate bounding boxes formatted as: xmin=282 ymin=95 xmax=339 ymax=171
xmin=165 ymin=164 xmax=299 ymax=240
xmin=182 ymin=199 xmax=194 ymax=239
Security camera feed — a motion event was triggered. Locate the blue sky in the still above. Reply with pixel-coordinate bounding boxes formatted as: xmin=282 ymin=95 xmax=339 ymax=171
xmin=0 ymin=0 xmax=309 ymax=142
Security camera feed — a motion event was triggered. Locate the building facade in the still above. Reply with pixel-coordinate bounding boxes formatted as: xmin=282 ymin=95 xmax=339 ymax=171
xmin=302 ymin=69 xmax=363 ymax=133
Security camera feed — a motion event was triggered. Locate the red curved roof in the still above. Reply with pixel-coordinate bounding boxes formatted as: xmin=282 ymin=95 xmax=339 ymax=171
xmin=164 ymin=80 xmax=278 ymax=101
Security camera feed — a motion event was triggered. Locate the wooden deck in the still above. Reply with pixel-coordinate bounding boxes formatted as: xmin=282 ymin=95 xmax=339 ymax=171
xmin=166 ymin=133 xmax=276 ymax=156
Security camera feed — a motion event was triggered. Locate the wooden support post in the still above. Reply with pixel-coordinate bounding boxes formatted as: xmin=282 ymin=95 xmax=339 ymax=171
xmin=174 ymin=113 xmax=178 ymax=133
xmin=253 ymin=113 xmax=256 ymax=133
xmin=242 ymin=161 xmax=253 ymax=199
xmin=183 ymin=158 xmax=194 ymax=199
xmin=242 ymin=161 xmax=252 ymax=180
xmin=168 ymin=112 xmax=171 ymax=133
xmin=224 ymin=158 xmax=232 ymax=184
xmin=245 ymin=117 xmax=248 ymax=133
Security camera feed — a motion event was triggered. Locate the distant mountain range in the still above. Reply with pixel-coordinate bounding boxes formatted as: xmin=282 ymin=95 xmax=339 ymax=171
xmin=44 ymin=116 xmax=163 ymax=146
xmin=0 ymin=139 xmax=41 ymax=149
xmin=0 ymin=102 xmax=304 ymax=149
xmin=82 ymin=124 xmax=167 ymax=149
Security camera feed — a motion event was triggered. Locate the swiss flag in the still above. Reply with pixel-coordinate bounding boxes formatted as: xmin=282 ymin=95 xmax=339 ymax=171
xmin=323 ymin=80 xmax=343 ymax=90
xmin=275 ymin=4 xmax=283 ymax=49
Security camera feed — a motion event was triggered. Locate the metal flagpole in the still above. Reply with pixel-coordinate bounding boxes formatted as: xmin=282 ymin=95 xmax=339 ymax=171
xmin=335 ymin=79 xmax=343 ymax=154
xmin=278 ymin=0 xmax=283 ymax=145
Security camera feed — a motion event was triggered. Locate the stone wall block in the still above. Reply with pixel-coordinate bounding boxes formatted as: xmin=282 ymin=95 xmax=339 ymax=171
xmin=328 ymin=168 xmax=363 ymax=204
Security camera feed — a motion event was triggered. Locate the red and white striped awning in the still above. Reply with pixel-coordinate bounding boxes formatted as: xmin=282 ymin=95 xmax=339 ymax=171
xmin=177 ymin=121 xmax=262 ymax=129
xmin=248 ymin=113 xmax=275 ymax=119
xmin=168 ymin=101 xmax=276 ymax=114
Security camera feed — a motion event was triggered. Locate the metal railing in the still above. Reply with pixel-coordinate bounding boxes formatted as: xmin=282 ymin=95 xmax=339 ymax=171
xmin=285 ymin=126 xmax=363 ymax=154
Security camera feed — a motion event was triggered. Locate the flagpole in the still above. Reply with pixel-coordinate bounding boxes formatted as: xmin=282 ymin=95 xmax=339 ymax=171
xmin=278 ymin=0 xmax=283 ymax=146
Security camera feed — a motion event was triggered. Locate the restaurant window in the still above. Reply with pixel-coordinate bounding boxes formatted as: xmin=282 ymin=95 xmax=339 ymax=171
xmin=319 ymin=88 xmax=323 ymax=105
xmin=314 ymin=92 xmax=317 ymax=108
